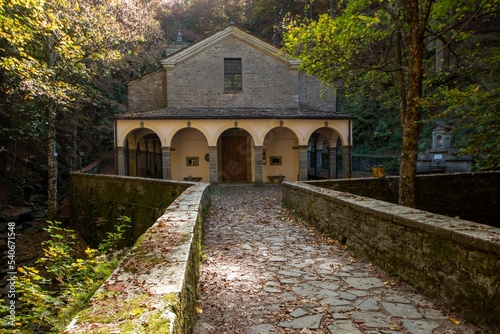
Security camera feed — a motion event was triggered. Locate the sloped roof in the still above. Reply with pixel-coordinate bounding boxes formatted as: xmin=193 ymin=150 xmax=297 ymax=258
xmin=113 ymin=107 xmax=354 ymax=120
xmin=126 ymin=67 xmax=164 ymax=86
xmin=431 ymin=122 xmax=452 ymax=130
xmin=160 ymin=25 xmax=301 ymax=70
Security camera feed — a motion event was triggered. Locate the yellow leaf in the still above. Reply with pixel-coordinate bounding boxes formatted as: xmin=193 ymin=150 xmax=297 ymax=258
xmin=195 ymin=306 xmax=203 ymax=314
xmin=449 ymin=317 xmax=461 ymax=325
xmin=130 ymin=308 xmax=142 ymax=316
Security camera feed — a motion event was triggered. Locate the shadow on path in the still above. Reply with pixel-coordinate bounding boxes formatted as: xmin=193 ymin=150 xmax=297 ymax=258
xmin=193 ymin=186 xmax=483 ymax=334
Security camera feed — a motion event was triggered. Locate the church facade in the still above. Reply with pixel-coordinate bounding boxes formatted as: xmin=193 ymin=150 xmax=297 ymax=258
xmin=113 ymin=25 xmax=354 ymax=184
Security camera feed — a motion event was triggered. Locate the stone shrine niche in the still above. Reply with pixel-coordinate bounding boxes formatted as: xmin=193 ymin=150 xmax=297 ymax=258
xmin=417 ymin=122 xmax=472 ymax=173
xmin=431 ymin=123 xmax=452 ymax=152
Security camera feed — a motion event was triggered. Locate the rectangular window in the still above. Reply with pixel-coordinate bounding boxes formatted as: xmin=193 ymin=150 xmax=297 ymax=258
xmin=224 ymin=58 xmax=242 ymax=92
xmin=186 ymin=157 xmax=199 ymax=166
xmin=270 ymin=156 xmax=282 ymax=166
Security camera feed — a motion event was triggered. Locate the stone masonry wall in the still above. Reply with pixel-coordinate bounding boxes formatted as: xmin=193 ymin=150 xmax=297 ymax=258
xmin=282 ymin=182 xmax=500 ymax=332
xmin=67 ymin=182 xmax=211 ymax=334
xmin=167 ymin=36 xmax=299 ymax=108
xmin=127 ymin=69 xmax=168 ymax=113
xmin=312 ymin=172 xmax=500 ymax=226
xmin=127 ymin=34 xmax=337 ymax=113
xmin=298 ymin=72 xmax=336 ymax=112
xmin=70 ymin=173 xmax=190 ymax=247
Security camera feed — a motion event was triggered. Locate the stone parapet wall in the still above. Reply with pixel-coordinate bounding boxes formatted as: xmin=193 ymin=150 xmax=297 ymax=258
xmin=282 ymin=181 xmax=500 ymax=332
xmin=69 ymin=173 xmax=191 ymax=247
xmin=352 ymin=155 xmax=400 ymax=174
xmin=67 ymin=182 xmax=210 ymax=333
xmin=312 ymin=172 xmax=500 ymax=226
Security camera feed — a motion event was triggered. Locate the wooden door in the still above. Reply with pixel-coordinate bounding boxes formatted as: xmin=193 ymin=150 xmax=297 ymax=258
xmin=221 ymin=135 xmax=248 ymax=182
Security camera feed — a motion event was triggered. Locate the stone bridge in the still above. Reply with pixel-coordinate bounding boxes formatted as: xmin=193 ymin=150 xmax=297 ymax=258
xmin=66 ymin=172 xmax=499 ymax=333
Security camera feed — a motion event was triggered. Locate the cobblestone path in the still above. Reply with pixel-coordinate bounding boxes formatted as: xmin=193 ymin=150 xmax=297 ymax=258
xmin=193 ymin=186 xmax=483 ymax=334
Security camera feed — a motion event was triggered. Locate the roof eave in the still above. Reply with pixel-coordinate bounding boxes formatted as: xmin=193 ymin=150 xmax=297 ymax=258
xmin=112 ymin=114 xmax=356 ymax=121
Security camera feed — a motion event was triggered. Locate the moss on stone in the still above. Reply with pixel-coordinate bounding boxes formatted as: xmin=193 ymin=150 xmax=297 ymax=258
xmin=70 ymin=174 xmax=190 ymax=247
xmin=67 ymin=179 xmax=211 ymax=334
xmin=77 ymin=293 xmax=150 ymax=324
xmin=73 ymin=293 xmax=176 ymax=334
xmin=180 ymin=232 xmax=192 ymax=244
xmin=146 ymin=311 xmax=173 ymax=334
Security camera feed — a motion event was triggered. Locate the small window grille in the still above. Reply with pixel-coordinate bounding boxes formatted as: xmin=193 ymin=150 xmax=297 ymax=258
xmin=224 ymin=58 xmax=242 ymax=92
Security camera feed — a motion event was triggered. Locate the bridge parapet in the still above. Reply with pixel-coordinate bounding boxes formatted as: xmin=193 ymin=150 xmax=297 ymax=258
xmin=67 ymin=177 xmax=210 ymax=333
xmin=282 ymin=176 xmax=500 ymax=332
xmin=69 ymin=173 xmax=192 ymax=247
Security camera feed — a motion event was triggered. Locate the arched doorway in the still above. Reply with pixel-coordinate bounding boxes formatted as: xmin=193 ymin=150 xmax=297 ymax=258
xmin=139 ymin=134 xmax=162 ymax=178
xmin=124 ymin=130 xmax=162 ymax=178
xmin=218 ymin=128 xmax=253 ymax=182
xmin=307 ymin=128 xmax=342 ymax=180
xmin=263 ymin=127 xmax=299 ymax=182
xmin=171 ymin=128 xmax=209 ymax=181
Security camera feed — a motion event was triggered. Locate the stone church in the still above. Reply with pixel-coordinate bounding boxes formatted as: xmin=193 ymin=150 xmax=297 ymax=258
xmin=113 ymin=25 xmax=354 ymax=184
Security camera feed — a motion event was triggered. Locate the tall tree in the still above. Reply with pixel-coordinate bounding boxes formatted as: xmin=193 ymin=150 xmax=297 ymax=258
xmin=156 ymin=0 xmax=337 ymax=45
xmin=1 ymin=0 xmax=164 ymax=218
xmin=283 ymin=0 xmax=498 ymax=207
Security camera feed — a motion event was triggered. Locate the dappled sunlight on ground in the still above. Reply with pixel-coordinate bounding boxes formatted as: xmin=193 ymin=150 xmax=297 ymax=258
xmin=193 ymin=185 xmax=483 ymax=334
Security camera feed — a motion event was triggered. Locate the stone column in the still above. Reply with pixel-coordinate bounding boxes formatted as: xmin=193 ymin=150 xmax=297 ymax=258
xmin=342 ymin=145 xmax=352 ymax=178
xmin=208 ymin=146 xmax=218 ymax=183
xmin=254 ymin=146 xmax=263 ymax=186
xmin=138 ymin=149 xmax=147 ymax=177
xmin=315 ymin=143 xmax=322 ymax=178
xmin=162 ymin=146 xmax=172 ymax=180
xmin=129 ymin=149 xmax=137 ymax=176
xmin=298 ymin=145 xmax=308 ymax=181
xmin=117 ymin=147 xmax=126 ymax=176
xmin=329 ymin=147 xmax=337 ymax=179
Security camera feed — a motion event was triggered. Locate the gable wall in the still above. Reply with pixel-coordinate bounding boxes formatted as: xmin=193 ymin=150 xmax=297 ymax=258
xmin=299 ymin=72 xmax=336 ymax=112
xmin=167 ymin=36 xmax=299 ymax=108
xmin=127 ymin=69 xmax=168 ymax=112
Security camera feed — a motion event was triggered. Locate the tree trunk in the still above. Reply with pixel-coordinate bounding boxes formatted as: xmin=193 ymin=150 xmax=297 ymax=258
xmin=394 ymin=30 xmax=409 ymax=203
xmin=47 ymin=102 xmax=58 ymax=220
xmin=398 ymin=0 xmax=427 ymax=208
xmin=9 ymin=136 xmax=17 ymax=178
xmin=399 ymin=115 xmax=420 ymax=207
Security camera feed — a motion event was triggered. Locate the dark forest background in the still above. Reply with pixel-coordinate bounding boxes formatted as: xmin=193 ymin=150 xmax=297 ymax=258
xmin=1 ymin=0 xmax=498 ymax=211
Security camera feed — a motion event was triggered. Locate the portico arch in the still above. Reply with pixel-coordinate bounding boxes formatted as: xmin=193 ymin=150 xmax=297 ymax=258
xmin=170 ymin=128 xmax=209 ymax=182
xmin=307 ymin=127 xmax=350 ymax=179
xmin=263 ymin=127 xmax=299 ymax=183
xmin=121 ymin=128 xmax=162 ymax=178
